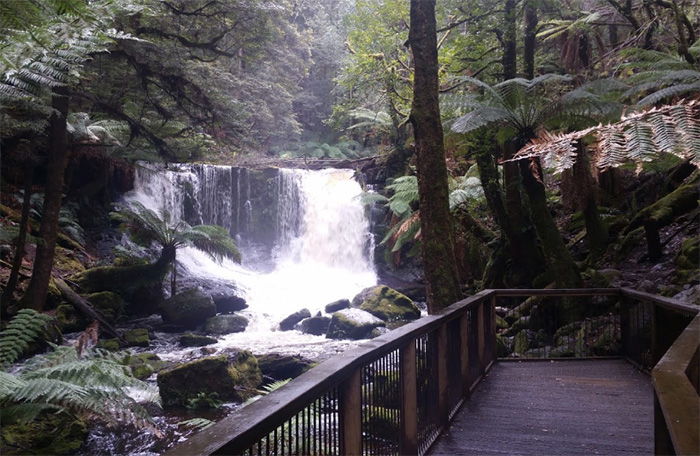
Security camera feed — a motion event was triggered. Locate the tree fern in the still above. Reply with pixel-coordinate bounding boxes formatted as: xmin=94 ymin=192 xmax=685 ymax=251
xmin=513 ymin=100 xmax=700 ymax=171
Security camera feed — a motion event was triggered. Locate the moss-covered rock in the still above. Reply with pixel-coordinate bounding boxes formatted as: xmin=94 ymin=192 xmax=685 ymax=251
xmin=157 ymin=352 xmax=262 ymax=406
xmin=0 ymin=412 xmax=87 ymax=455
xmin=73 ymin=260 xmax=169 ymax=315
xmin=352 ymin=286 xmax=420 ymax=322
xmin=204 ymin=314 xmax=249 ymax=335
xmin=121 ymin=352 xmax=167 ymax=380
xmin=326 ymin=309 xmax=386 ymax=340
xmin=124 ymin=328 xmax=150 ymax=347
xmin=160 ymin=288 xmax=216 ymax=330
xmin=180 ymin=333 xmax=218 ymax=347
xmin=56 ymin=303 xmax=87 ymax=333
xmin=674 ymin=237 xmax=700 ymax=285
xmin=87 ymin=291 xmax=124 ymax=323
xmin=97 ymin=338 xmax=121 ymax=351
xmin=496 ymin=333 xmax=510 ymax=358
xmin=278 ymin=308 xmax=311 ymax=331
xmin=256 ymin=354 xmax=315 ymax=380
xmin=513 ymin=330 xmax=531 ymax=354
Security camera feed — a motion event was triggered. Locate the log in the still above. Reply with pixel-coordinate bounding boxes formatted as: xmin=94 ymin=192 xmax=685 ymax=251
xmin=54 ymin=278 xmax=126 ymax=345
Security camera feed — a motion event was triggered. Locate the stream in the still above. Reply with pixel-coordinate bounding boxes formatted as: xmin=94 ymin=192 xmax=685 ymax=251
xmin=79 ymin=163 xmax=380 ymax=454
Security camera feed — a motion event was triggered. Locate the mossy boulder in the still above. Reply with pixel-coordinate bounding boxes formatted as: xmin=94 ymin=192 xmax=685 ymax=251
xmin=256 ymin=354 xmax=315 ymax=380
xmin=159 ymin=288 xmax=216 ymax=330
xmin=97 ymin=338 xmax=121 ymax=351
xmin=158 ymin=352 xmax=262 ymax=406
xmin=205 ymin=314 xmax=249 ymax=335
xmin=279 ymin=308 xmax=311 ymax=331
xmin=180 ymin=333 xmax=218 ymax=347
xmin=124 ymin=328 xmax=150 ymax=347
xmin=0 ymin=412 xmax=87 ymax=455
xmin=513 ymin=330 xmax=531 ymax=354
xmin=352 ymin=286 xmax=420 ymax=322
xmin=73 ymin=261 xmax=168 ymax=315
xmin=675 ymin=237 xmax=700 ymax=284
xmin=56 ymin=303 xmax=87 ymax=333
xmin=87 ymin=291 xmax=124 ymax=323
xmin=325 ymin=299 xmax=350 ymax=313
xmin=326 ymin=309 xmax=386 ymax=340
xmin=298 ymin=316 xmax=331 ymax=336
xmin=212 ymin=293 xmax=248 ymax=314
xmin=121 ymin=352 xmax=167 ymax=380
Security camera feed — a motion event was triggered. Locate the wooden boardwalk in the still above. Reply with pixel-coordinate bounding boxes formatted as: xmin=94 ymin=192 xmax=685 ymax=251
xmin=428 ymin=360 xmax=653 ymax=456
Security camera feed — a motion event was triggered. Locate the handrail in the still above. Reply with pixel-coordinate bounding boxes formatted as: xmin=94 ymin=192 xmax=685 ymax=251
xmin=162 ymin=288 xmax=699 ymax=456
xmin=652 ymin=313 xmax=700 ymax=456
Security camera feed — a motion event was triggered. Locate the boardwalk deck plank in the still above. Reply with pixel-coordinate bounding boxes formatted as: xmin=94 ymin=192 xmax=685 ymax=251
xmin=428 ymin=360 xmax=652 ymax=456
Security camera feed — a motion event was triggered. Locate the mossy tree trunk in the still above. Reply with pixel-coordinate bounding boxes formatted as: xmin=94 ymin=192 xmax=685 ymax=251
xmin=573 ymin=144 xmax=609 ymax=259
xmin=22 ymin=87 xmax=70 ymax=311
xmin=5 ymin=167 xmax=33 ymax=303
xmin=519 ymin=159 xmax=582 ymax=289
xmin=408 ymin=0 xmax=462 ymax=313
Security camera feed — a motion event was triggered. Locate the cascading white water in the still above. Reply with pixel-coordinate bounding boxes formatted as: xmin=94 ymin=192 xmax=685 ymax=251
xmin=124 ymin=163 xmax=377 ymax=357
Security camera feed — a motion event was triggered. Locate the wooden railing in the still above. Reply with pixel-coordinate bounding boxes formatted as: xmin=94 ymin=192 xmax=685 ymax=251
xmin=163 ymin=288 xmax=698 ymax=456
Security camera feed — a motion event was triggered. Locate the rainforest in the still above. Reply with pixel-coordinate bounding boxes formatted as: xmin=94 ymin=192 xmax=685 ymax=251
xmin=0 ymin=0 xmax=698 ymax=454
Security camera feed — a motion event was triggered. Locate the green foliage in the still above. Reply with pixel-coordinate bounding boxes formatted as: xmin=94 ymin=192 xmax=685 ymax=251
xmin=0 ymin=309 xmax=53 ymax=369
xmin=186 ymin=392 xmax=222 ymax=410
xmin=276 ymin=139 xmax=370 ymax=160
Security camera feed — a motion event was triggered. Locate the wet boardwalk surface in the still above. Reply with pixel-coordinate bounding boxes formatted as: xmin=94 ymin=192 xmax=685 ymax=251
xmin=429 ymin=360 xmax=652 ymax=456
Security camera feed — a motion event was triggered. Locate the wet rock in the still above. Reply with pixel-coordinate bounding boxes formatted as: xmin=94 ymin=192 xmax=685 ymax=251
xmin=213 ymin=294 xmax=248 ymax=314
xmin=87 ymin=291 xmax=124 ymax=323
xmin=121 ymin=352 xmax=167 ymax=380
xmin=256 ymin=354 xmax=315 ymax=381
xmin=326 ymin=309 xmax=385 ymax=340
xmin=159 ymin=288 xmax=216 ymax=330
xmin=180 ymin=333 xmax=218 ymax=347
xmin=56 ymin=303 xmax=87 ymax=333
xmin=205 ymin=314 xmax=249 ymax=335
xmin=351 ymin=285 xmax=420 ymax=322
xmin=298 ymin=316 xmax=331 ymax=336
xmin=673 ymin=284 xmax=700 ymax=305
xmin=0 ymin=412 xmax=87 ymax=455
xmin=124 ymin=328 xmax=150 ymax=347
xmin=325 ymin=299 xmax=350 ymax=313
xmin=157 ymin=351 xmax=262 ymax=406
xmin=513 ymin=330 xmax=531 ymax=354
xmin=279 ymin=308 xmax=311 ymax=331
xmin=362 ymin=406 xmax=399 ymax=441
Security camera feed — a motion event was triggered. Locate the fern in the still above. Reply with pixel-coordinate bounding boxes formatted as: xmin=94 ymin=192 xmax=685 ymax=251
xmin=0 ymin=309 xmax=53 ymax=368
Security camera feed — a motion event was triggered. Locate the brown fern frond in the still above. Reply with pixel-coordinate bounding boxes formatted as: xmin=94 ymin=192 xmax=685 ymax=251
xmin=74 ymin=321 xmax=99 ymax=358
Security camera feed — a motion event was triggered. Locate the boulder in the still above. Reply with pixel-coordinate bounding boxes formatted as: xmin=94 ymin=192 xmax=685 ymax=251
xmin=279 ymin=308 xmax=311 ymax=331
xmin=124 ymin=328 xmax=150 ymax=347
xmin=121 ymin=352 xmax=167 ymax=380
xmin=159 ymin=288 xmax=216 ymax=330
xmin=256 ymin=354 xmax=315 ymax=380
xmin=86 ymin=291 xmax=124 ymax=323
xmin=325 ymin=299 xmax=350 ymax=313
xmin=212 ymin=293 xmax=248 ymax=314
xmin=157 ymin=351 xmax=262 ymax=406
xmin=298 ymin=316 xmax=331 ymax=336
xmin=205 ymin=315 xmax=249 ymax=335
xmin=56 ymin=304 xmax=87 ymax=333
xmin=180 ymin=333 xmax=218 ymax=347
xmin=0 ymin=412 xmax=87 ymax=455
xmin=352 ymin=286 xmax=420 ymax=322
xmin=326 ymin=309 xmax=386 ymax=340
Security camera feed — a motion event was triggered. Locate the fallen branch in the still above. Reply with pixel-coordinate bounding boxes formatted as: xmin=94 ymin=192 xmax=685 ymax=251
xmin=54 ymin=278 xmax=126 ymax=345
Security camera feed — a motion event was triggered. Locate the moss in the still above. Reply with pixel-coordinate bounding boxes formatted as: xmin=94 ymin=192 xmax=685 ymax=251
xmin=357 ymin=286 xmax=420 ymax=321
xmin=157 ymin=352 xmax=262 ymax=406
xmin=626 ymin=173 xmax=699 ymax=232
xmin=326 ymin=309 xmax=385 ymax=340
xmin=124 ymin=328 xmax=150 ymax=347
xmin=205 ymin=314 xmax=249 ymax=334
xmin=97 ymin=338 xmax=121 ymax=351
xmin=513 ymin=330 xmax=530 ymax=354
xmin=0 ymin=412 xmax=87 ymax=455
xmin=121 ymin=352 xmax=167 ymax=380
xmin=180 ymin=333 xmax=218 ymax=347
xmin=56 ymin=303 xmax=87 ymax=333
xmin=87 ymin=291 xmax=124 ymax=323
xmin=675 ymin=237 xmax=699 ymax=271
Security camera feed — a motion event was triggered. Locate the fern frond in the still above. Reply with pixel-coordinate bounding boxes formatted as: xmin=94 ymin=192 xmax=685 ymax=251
xmin=184 ymin=225 xmax=241 ymax=264
xmin=0 ymin=309 xmax=53 ymax=368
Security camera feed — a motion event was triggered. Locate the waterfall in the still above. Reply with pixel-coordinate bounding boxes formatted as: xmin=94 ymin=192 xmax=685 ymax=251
xmin=125 ymin=163 xmax=377 ymax=323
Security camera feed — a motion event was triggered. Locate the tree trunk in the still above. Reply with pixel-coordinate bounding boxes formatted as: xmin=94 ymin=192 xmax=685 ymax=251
xmin=502 ymin=0 xmax=517 ymax=79
xmin=519 ymin=159 xmax=582 ymax=289
xmin=524 ymin=1 xmax=538 ymax=79
xmin=573 ymin=144 xmax=609 ymax=258
xmin=408 ymin=0 xmax=462 ymax=313
xmin=5 ymin=168 xmax=34 ymax=303
xmin=21 ymin=87 xmax=70 ymax=311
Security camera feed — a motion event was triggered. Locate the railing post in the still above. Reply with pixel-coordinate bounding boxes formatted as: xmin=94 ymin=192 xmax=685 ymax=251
xmin=339 ymin=369 xmax=362 ymax=456
xmin=459 ymin=311 xmax=470 ymax=397
xmin=489 ymin=294 xmax=497 ymax=363
xmin=619 ymin=294 xmax=631 ymax=359
xmin=477 ymin=301 xmax=486 ymax=372
xmin=437 ymin=324 xmax=449 ymax=427
xmin=400 ymin=340 xmax=418 ymax=455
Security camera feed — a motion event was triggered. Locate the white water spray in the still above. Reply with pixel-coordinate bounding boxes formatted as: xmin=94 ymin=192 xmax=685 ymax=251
xmin=124 ymin=163 xmax=377 ymax=350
